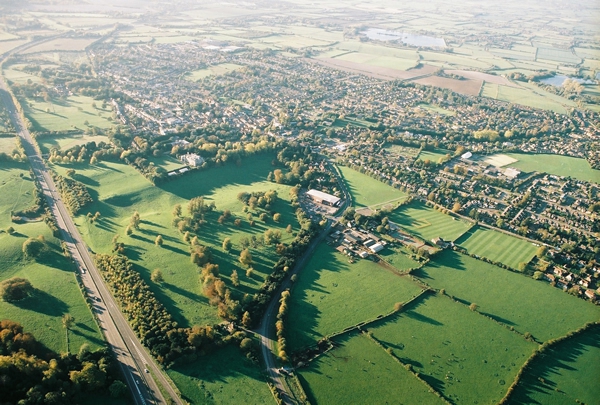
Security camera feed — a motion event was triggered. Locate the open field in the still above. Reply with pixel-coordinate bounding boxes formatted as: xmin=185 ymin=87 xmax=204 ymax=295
xmin=338 ymin=165 xmax=408 ymax=208
xmin=38 ymin=133 xmax=110 ymax=153
xmin=484 ymin=153 xmax=518 ymax=167
xmin=445 ymin=69 xmax=518 ymax=87
xmin=286 ymin=243 xmax=422 ymax=350
xmin=186 ymin=63 xmax=244 ymax=80
xmin=311 ymin=58 xmax=437 ymax=81
xmin=298 ymin=332 xmax=446 ymax=405
xmin=415 ymin=103 xmax=456 ymax=116
xmin=333 ymin=52 xmax=418 ymax=71
xmin=0 ymin=165 xmax=104 ymax=354
xmin=413 ymin=75 xmax=483 ymax=96
xmin=509 ymin=326 xmax=600 ymax=405
xmin=371 ymin=294 xmax=537 ymax=404
xmin=502 ymin=153 xmax=600 ymax=184
xmin=168 ymin=344 xmax=272 ymax=405
xmin=53 ymin=155 xmax=300 ymax=329
xmin=378 ymin=245 xmax=420 ymax=271
xmin=389 ymin=201 xmax=472 ymax=242
xmin=454 ymin=226 xmax=538 ymax=269
xmin=147 ymin=155 xmax=187 ymax=172
xmin=415 ymin=251 xmax=600 ymax=342
xmin=383 ymin=144 xmax=420 ymax=158
xmin=21 ymin=38 xmax=98 ymax=54
xmin=481 ymin=83 xmax=574 ymax=114
xmin=417 ymin=147 xmax=451 ymax=163
xmin=0 ymin=134 xmax=17 ymax=154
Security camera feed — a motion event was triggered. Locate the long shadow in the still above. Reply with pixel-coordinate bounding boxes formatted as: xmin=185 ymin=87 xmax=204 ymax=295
xmin=160 ymin=243 xmax=189 ymax=256
xmin=480 ymin=311 xmax=516 ymax=326
xmin=405 ymin=310 xmax=444 ymax=326
xmin=15 ymin=289 xmax=69 ymax=316
xmin=163 ymin=282 xmax=208 ymax=306
xmin=37 ymin=250 xmax=73 ymax=272
xmin=123 ymin=245 xmax=145 ymax=261
xmin=420 ymin=373 xmax=446 ymax=395
xmin=73 ymin=173 xmax=99 ymax=187
xmin=70 ymin=329 xmax=105 ymax=347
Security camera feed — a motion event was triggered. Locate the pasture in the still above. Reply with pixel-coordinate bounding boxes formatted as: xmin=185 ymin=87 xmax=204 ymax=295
xmin=377 ymin=245 xmax=420 ymax=272
xmin=21 ymin=38 xmax=98 ymax=54
xmin=0 ymin=134 xmax=16 ymax=154
xmin=370 ymin=294 xmax=537 ymax=404
xmin=338 ymin=165 xmax=408 ymax=208
xmin=298 ymin=332 xmax=446 ymax=405
xmin=416 ymin=147 xmax=451 ymax=163
xmin=286 ymin=242 xmax=422 ymax=351
xmin=38 ymin=133 xmax=109 ymax=154
xmin=454 ymin=226 xmax=538 ymax=269
xmin=168 ymin=344 xmax=272 ymax=405
xmin=504 ymin=153 xmax=600 ymax=184
xmin=415 ymin=251 xmax=600 ymax=342
xmin=413 ymin=75 xmax=482 ymax=96
xmin=53 ymin=155 xmax=300 ymax=328
xmin=0 ymin=165 xmax=103 ymax=354
xmin=481 ymin=83 xmax=572 ymax=114
xmin=389 ymin=201 xmax=472 ymax=242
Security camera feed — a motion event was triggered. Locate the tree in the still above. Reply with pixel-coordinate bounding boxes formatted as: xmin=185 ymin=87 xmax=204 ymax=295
xmin=285 ymin=224 xmax=293 ymax=234
xmin=469 ymin=303 xmax=478 ymax=311
xmin=231 ymin=270 xmax=239 ymax=287
xmin=222 ymin=237 xmax=232 ymax=252
xmin=22 ymin=237 xmax=46 ymax=259
xmin=6 ymin=226 xmax=15 ymax=235
xmin=109 ymin=380 xmax=128 ymax=398
xmin=172 ymin=204 xmax=182 ymax=217
xmin=0 ymin=277 xmax=34 ymax=302
xmin=66 ymin=169 xmax=76 ymax=177
xmin=62 ymin=314 xmax=74 ymax=353
xmin=518 ymin=262 xmax=528 ymax=272
xmin=151 ymin=269 xmax=164 ymax=284
xmin=239 ymin=249 xmax=253 ymax=266
xmin=259 ymin=212 xmax=268 ymax=222
xmin=125 ymin=225 xmax=133 ymax=236
xmin=273 ymin=213 xmax=282 ymax=222
xmin=242 ymin=311 xmax=252 ymax=328
xmin=452 ymin=202 xmax=462 ymax=213
xmin=536 ymin=246 xmax=548 ymax=258
xmin=240 ymin=337 xmax=253 ymax=351
xmin=533 ymin=271 xmax=544 ymax=280
xmin=155 ymin=235 xmax=163 ymax=246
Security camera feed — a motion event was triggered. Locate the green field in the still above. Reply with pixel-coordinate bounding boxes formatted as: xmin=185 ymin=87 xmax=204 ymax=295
xmin=38 ymin=133 xmax=110 ymax=153
xmin=415 ymin=251 xmax=600 ymax=342
xmin=378 ymin=245 xmax=420 ymax=271
xmin=53 ymin=155 xmax=299 ymax=329
xmin=286 ymin=243 xmax=422 ymax=350
xmin=417 ymin=148 xmax=452 ymax=163
xmin=147 ymin=155 xmax=187 ymax=172
xmin=416 ymin=103 xmax=456 ymax=116
xmin=0 ymin=134 xmax=17 ymax=154
xmin=298 ymin=332 xmax=446 ymax=405
xmin=338 ymin=165 xmax=408 ymax=208
xmin=504 ymin=153 xmax=600 ymax=184
xmin=371 ymin=294 xmax=537 ymax=404
xmin=168 ymin=344 xmax=272 ymax=405
xmin=0 ymin=164 xmax=104 ymax=354
xmin=389 ymin=201 xmax=472 ymax=242
xmin=481 ymin=83 xmax=573 ymax=114
xmin=455 ymin=226 xmax=538 ymax=269
xmin=508 ymin=326 xmax=600 ymax=405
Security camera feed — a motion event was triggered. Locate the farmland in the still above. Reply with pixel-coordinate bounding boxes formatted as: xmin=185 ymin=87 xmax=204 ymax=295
xmin=389 ymin=201 xmax=472 ymax=242
xmin=298 ymin=332 xmax=446 ymax=405
xmin=370 ymin=294 xmax=537 ymax=404
xmin=415 ymin=251 xmax=600 ymax=342
xmin=454 ymin=226 xmax=538 ymax=269
xmin=338 ymin=165 xmax=408 ymax=208
xmin=286 ymin=242 xmax=422 ymax=351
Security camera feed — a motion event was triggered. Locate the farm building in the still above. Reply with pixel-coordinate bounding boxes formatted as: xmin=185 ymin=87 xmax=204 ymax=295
xmin=179 ymin=152 xmax=205 ymax=167
xmin=369 ymin=243 xmax=384 ymax=253
xmin=307 ymin=189 xmax=341 ymax=206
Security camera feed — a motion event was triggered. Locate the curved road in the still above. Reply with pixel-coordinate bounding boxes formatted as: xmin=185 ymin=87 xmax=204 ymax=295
xmin=0 ymin=82 xmax=182 ymax=405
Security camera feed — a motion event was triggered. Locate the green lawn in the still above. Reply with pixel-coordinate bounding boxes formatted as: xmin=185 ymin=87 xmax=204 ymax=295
xmin=168 ymin=344 xmax=272 ymax=405
xmin=416 ymin=103 xmax=456 ymax=116
xmin=0 ymin=165 xmax=104 ymax=354
xmin=389 ymin=201 xmax=472 ymax=242
xmin=455 ymin=226 xmax=538 ymax=269
xmin=508 ymin=326 xmax=600 ymax=405
xmin=286 ymin=242 xmax=423 ymax=351
xmin=370 ymin=294 xmax=537 ymax=405
xmin=415 ymin=251 xmax=600 ymax=342
xmin=38 ymin=133 xmax=110 ymax=154
xmin=378 ymin=245 xmax=420 ymax=272
xmin=338 ymin=165 xmax=408 ymax=208
xmin=417 ymin=148 xmax=452 ymax=163
xmin=53 ymin=155 xmax=299 ymax=329
xmin=298 ymin=332 xmax=446 ymax=405
xmin=505 ymin=153 xmax=600 ymax=184
xmin=147 ymin=155 xmax=186 ymax=172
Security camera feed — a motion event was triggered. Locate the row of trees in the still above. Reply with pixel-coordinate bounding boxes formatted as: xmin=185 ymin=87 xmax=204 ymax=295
xmin=52 ymin=173 xmax=93 ymax=215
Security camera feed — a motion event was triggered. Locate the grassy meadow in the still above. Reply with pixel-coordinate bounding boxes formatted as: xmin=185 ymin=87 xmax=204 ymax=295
xmin=417 ymin=148 xmax=451 ymax=163
xmin=415 ymin=251 xmax=600 ymax=343
xmin=389 ymin=201 xmax=472 ymax=242
xmin=338 ymin=165 xmax=408 ymax=208
xmin=504 ymin=153 xmax=600 ymax=184
xmin=455 ymin=226 xmax=538 ymax=269
xmin=370 ymin=294 xmax=537 ymax=404
xmin=286 ymin=243 xmax=422 ymax=351
xmin=298 ymin=332 xmax=446 ymax=405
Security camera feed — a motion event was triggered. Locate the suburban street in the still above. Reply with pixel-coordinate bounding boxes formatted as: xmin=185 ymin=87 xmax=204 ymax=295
xmin=0 ymin=82 xmax=182 ymax=405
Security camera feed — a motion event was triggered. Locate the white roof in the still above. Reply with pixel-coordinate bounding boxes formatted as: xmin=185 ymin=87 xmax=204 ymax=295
xmin=504 ymin=167 xmax=520 ymax=178
xmin=461 ymin=151 xmax=472 ymax=159
xmin=369 ymin=243 xmax=384 ymax=253
xmin=307 ymin=189 xmax=341 ymax=205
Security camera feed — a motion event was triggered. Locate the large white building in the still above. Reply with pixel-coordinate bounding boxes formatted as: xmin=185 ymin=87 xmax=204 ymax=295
xmin=307 ymin=189 xmax=341 ymax=206
xmin=179 ymin=153 xmax=205 ymax=167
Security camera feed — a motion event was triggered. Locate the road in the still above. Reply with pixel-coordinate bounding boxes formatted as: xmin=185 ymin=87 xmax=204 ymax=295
xmin=0 ymin=82 xmax=182 ymax=405
xmin=256 ymin=159 xmax=350 ymax=404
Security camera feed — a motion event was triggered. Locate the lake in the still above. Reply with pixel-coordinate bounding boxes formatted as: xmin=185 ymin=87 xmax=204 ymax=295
xmin=363 ymin=28 xmax=446 ymax=48
xmin=540 ymin=75 xmax=595 ymax=87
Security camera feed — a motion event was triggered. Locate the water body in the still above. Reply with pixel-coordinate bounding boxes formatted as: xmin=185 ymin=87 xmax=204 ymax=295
xmin=540 ymin=75 xmax=595 ymax=87
xmin=363 ymin=28 xmax=446 ymax=48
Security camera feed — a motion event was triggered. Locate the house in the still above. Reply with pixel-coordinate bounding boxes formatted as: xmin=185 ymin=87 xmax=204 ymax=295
xmin=431 ymin=237 xmax=449 ymax=248
xmin=584 ymin=289 xmax=596 ymax=301
xmin=179 ymin=153 xmax=205 ymax=167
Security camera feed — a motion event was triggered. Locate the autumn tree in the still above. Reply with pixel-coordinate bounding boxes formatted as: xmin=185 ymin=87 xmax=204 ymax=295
xmin=222 ymin=237 xmax=232 ymax=252
xmin=155 ymin=235 xmax=163 ymax=246
xmin=0 ymin=277 xmax=34 ymax=302
xmin=231 ymin=270 xmax=239 ymax=287
xmin=239 ymin=249 xmax=253 ymax=266
xmin=22 ymin=237 xmax=46 ymax=259
xmin=151 ymin=269 xmax=164 ymax=283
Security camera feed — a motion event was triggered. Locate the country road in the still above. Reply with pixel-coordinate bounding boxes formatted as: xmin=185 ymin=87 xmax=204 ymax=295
xmin=0 ymin=81 xmax=182 ymax=405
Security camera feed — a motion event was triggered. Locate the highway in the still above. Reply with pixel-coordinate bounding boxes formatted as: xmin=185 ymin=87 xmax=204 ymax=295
xmin=0 ymin=81 xmax=182 ymax=405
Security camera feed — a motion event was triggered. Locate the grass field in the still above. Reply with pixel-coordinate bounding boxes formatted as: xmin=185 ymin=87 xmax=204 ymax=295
xmin=0 ymin=165 xmax=104 ymax=354
xmin=454 ymin=226 xmax=538 ymax=269
xmin=389 ymin=201 xmax=472 ymax=242
xmin=417 ymin=147 xmax=451 ymax=163
xmin=481 ymin=83 xmax=572 ymax=114
xmin=504 ymin=153 xmax=600 ymax=184
xmin=298 ymin=332 xmax=446 ymax=405
xmin=147 ymin=155 xmax=186 ymax=172
xmin=508 ymin=326 xmax=600 ymax=405
xmin=416 ymin=103 xmax=456 ymax=116
xmin=384 ymin=144 xmax=420 ymax=158
xmin=370 ymin=294 xmax=537 ymax=404
xmin=0 ymin=134 xmax=17 ymax=154
xmin=53 ymin=155 xmax=300 ymax=329
xmin=415 ymin=251 xmax=600 ymax=342
xmin=338 ymin=165 xmax=408 ymax=208
xmin=168 ymin=344 xmax=272 ymax=405
xmin=286 ymin=243 xmax=422 ymax=350
xmin=378 ymin=245 xmax=420 ymax=271
xmin=38 ymin=133 xmax=110 ymax=153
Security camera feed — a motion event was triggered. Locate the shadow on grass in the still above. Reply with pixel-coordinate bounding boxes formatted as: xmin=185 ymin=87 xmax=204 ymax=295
xmin=480 ymin=311 xmax=516 ymax=326
xmin=73 ymin=173 xmax=99 ymax=187
xmin=71 ymin=328 xmax=105 ymax=347
xmin=14 ymin=289 xmax=68 ymax=316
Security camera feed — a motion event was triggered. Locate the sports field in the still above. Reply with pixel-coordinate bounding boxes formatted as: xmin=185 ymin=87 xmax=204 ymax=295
xmin=415 ymin=251 xmax=600 ymax=342
xmin=416 ymin=148 xmax=452 ymax=164
xmin=299 ymin=333 xmax=446 ymax=405
xmin=371 ymin=294 xmax=537 ymax=404
xmin=505 ymin=153 xmax=600 ymax=184
xmin=338 ymin=165 xmax=408 ymax=208
xmin=389 ymin=201 xmax=472 ymax=242
xmin=286 ymin=243 xmax=422 ymax=351
xmin=454 ymin=226 xmax=538 ymax=269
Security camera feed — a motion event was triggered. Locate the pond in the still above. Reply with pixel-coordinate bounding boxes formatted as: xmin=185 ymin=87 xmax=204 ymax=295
xmin=539 ymin=74 xmax=595 ymax=87
xmin=363 ymin=28 xmax=445 ymax=48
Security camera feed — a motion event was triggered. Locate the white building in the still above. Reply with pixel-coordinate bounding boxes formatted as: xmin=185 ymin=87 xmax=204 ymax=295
xmin=307 ymin=189 xmax=341 ymax=206
xmin=179 ymin=153 xmax=205 ymax=167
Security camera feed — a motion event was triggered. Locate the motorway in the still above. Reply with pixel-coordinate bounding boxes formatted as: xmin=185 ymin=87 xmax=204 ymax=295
xmin=0 ymin=81 xmax=182 ymax=405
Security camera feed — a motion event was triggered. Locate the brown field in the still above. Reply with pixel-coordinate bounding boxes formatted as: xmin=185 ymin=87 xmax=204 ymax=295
xmin=445 ymin=69 xmax=519 ymax=87
xmin=310 ymin=58 xmax=437 ymax=80
xmin=413 ymin=75 xmax=482 ymax=96
xmin=21 ymin=38 xmax=97 ymax=54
